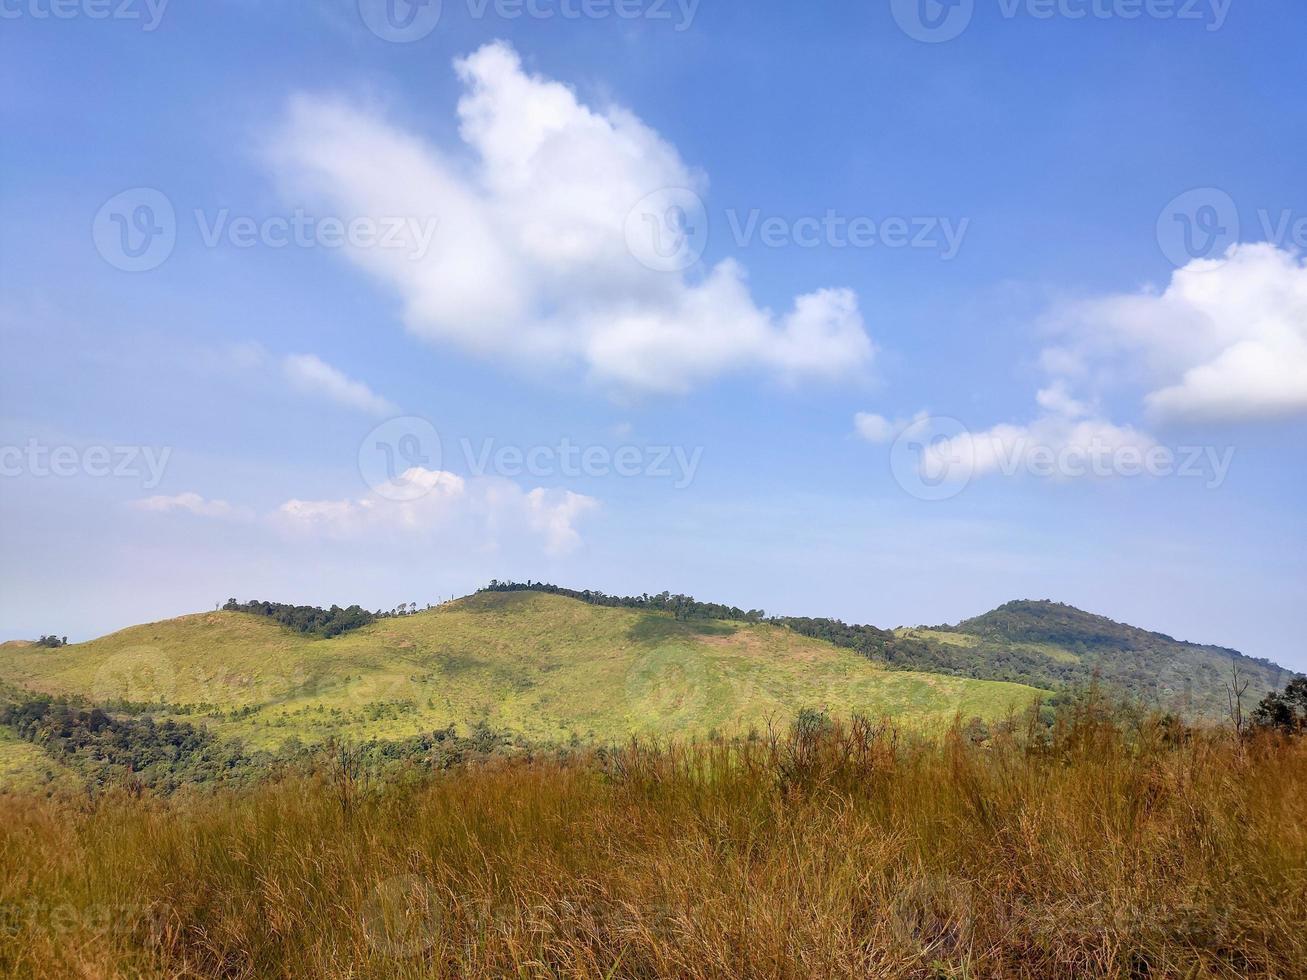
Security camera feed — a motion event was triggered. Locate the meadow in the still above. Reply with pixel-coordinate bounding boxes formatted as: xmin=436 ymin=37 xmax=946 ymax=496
xmin=2 ymin=706 xmax=1304 ymax=979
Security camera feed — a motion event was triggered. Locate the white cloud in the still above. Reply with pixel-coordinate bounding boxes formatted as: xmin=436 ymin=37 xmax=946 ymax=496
xmin=136 ymin=470 xmax=598 ymax=558
xmin=282 ymin=353 xmax=398 ymax=416
xmin=525 ymin=487 xmax=598 ymax=555
xmin=1034 ymin=380 xmax=1091 ymax=419
xmin=276 ymin=468 xmax=467 ymax=537
xmin=854 ymin=409 xmax=927 ymax=443
xmin=276 ymin=468 xmax=596 ymax=557
xmin=268 ymin=41 xmax=875 ymax=396
xmin=888 ymin=243 xmax=1306 ymax=486
xmin=877 ymin=396 xmax=1152 ymax=486
xmin=134 ymin=493 xmax=251 ymax=520
xmin=854 ymin=412 xmax=894 ymax=443
xmin=924 ymin=414 xmax=1155 ymax=482
xmin=1042 ymin=243 xmax=1307 ymax=424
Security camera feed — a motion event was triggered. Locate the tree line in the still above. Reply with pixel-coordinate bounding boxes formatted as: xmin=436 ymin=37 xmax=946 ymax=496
xmin=481 ymin=580 xmax=767 ymax=622
xmin=0 ymin=697 xmax=255 ymax=793
xmin=1254 ymin=677 xmax=1307 ymax=734
xmin=222 ymin=600 xmax=377 ymax=638
xmin=221 ymin=599 xmax=451 ymax=637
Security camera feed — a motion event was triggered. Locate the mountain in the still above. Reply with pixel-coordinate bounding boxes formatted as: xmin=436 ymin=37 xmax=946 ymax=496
xmin=0 ymin=591 xmax=1040 ymax=761
xmin=896 ymin=599 xmax=1294 ymax=719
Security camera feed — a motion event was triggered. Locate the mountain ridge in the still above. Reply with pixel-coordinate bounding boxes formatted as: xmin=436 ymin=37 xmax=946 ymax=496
xmin=0 ymin=591 xmax=1041 ymax=757
xmin=4 ymin=587 xmax=1296 ymax=739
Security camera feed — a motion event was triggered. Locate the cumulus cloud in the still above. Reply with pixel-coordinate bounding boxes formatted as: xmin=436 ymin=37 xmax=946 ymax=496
xmin=268 ymin=41 xmax=875 ymax=395
xmin=276 ymin=468 xmax=467 ymax=537
xmin=876 ymin=386 xmax=1152 ymax=486
xmin=923 ymin=414 xmax=1156 ymax=482
xmin=282 ymin=353 xmax=398 ymax=416
xmin=1042 ymin=243 xmax=1307 ymax=424
xmin=882 ymin=244 xmax=1305 ymax=486
xmin=137 ymin=471 xmax=598 ymax=558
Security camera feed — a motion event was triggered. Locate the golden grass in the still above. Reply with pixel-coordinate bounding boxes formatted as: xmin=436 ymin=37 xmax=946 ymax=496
xmin=2 ymin=710 xmax=1304 ymax=979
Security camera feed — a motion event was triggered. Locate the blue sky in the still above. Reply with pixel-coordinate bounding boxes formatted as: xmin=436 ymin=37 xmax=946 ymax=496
xmin=2 ymin=0 xmax=1305 ymax=669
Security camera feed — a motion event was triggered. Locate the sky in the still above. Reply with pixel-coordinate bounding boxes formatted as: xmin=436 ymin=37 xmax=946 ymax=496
xmin=1 ymin=0 xmax=1305 ymax=670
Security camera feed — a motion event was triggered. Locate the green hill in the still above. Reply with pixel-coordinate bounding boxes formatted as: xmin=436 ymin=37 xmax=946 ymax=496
xmin=5 ymin=589 xmax=1294 ymax=792
xmin=897 ymin=599 xmax=1294 ymax=719
xmin=0 ymin=592 xmax=1042 ymax=773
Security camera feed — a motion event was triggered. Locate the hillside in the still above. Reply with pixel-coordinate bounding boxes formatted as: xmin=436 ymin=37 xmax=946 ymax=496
xmin=477 ymin=582 xmax=1298 ymax=717
xmin=0 ymin=726 xmax=76 ymax=794
xmin=5 ymin=589 xmax=1295 ymax=794
xmin=0 ymin=592 xmax=1043 ymax=773
xmin=902 ymin=599 xmax=1293 ymax=719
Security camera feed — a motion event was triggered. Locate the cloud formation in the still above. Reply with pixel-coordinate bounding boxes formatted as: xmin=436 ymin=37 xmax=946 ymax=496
xmin=136 ymin=471 xmax=598 ymax=558
xmin=134 ymin=493 xmax=251 ymax=520
xmin=282 ymin=353 xmax=399 ymax=416
xmin=878 ymin=244 xmax=1306 ymax=487
xmin=923 ymin=410 xmax=1156 ymax=482
xmin=269 ymin=42 xmax=875 ymax=395
xmin=1043 ymin=243 xmax=1307 ymax=424
xmin=278 ymin=468 xmax=598 ymax=556
xmin=854 ymin=409 xmax=928 ymax=444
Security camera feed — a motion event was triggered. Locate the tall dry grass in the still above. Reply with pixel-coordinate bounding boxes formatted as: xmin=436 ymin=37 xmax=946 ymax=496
xmin=1 ymin=708 xmax=1305 ymax=979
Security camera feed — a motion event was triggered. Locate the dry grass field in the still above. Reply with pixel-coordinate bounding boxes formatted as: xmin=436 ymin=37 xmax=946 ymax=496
xmin=2 ymin=705 xmax=1304 ymax=979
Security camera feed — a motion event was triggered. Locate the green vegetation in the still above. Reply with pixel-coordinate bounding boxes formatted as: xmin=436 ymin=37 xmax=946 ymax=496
xmin=1254 ymin=676 xmax=1307 ymax=734
xmin=0 ymin=692 xmax=547 ymax=796
xmin=0 ymin=698 xmax=256 ymax=794
xmin=0 ymin=726 xmax=75 ymax=795
xmin=2 ymin=588 xmax=1297 ymax=795
xmin=942 ymin=600 xmax=1293 ymax=718
xmin=1 ymin=710 xmax=1304 ymax=978
xmin=221 ymin=599 xmax=377 ymax=637
xmin=482 ymin=583 xmax=1298 ymax=719
xmin=776 ymin=602 xmax=1293 ymax=718
xmin=0 ymin=592 xmax=1043 ymax=791
xmin=482 ymin=579 xmax=768 ymax=621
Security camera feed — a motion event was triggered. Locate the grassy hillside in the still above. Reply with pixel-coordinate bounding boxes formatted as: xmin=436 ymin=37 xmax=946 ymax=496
xmin=0 ymin=726 xmax=75 ymax=794
xmin=0 ymin=592 xmax=1043 ymax=762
